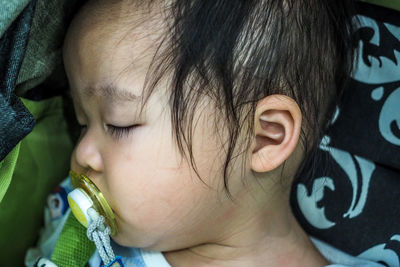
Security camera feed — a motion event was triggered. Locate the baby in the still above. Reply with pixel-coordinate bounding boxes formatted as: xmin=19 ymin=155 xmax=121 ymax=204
xmin=27 ymin=0 xmax=380 ymax=266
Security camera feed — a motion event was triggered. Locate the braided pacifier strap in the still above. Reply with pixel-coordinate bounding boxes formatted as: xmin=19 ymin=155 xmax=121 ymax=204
xmin=86 ymin=208 xmax=116 ymax=265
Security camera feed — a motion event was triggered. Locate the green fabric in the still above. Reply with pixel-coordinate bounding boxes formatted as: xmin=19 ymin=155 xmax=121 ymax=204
xmin=52 ymin=213 xmax=96 ymax=267
xmin=0 ymin=96 xmax=74 ymax=266
xmin=359 ymin=0 xmax=400 ymax=11
xmin=0 ymin=143 xmax=20 ymax=203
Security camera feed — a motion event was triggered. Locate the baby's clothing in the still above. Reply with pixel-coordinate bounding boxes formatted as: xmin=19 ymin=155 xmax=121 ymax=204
xmin=86 ymin=238 xmax=382 ymax=267
xmin=25 ymin=178 xmax=384 ymax=267
xmin=88 ymin=242 xmax=170 ymax=267
xmin=86 ymin=238 xmax=383 ymax=267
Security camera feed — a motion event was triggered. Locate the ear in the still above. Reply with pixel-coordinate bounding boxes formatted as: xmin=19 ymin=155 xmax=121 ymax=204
xmin=250 ymin=95 xmax=302 ymax=173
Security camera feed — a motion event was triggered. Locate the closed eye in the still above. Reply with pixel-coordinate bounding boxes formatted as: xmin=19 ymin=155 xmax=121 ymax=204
xmin=107 ymin=124 xmax=139 ymax=140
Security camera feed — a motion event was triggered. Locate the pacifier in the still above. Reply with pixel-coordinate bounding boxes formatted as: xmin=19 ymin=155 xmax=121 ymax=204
xmin=67 ymin=170 xmax=118 ymax=236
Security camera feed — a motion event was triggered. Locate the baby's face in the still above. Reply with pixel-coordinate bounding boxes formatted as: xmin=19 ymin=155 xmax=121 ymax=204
xmin=63 ymin=1 xmax=248 ymax=250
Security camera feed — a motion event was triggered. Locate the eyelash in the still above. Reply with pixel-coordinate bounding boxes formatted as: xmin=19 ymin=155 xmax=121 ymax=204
xmin=77 ymin=124 xmax=138 ymax=140
xmin=107 ymin=125 xmax=138 ymax=139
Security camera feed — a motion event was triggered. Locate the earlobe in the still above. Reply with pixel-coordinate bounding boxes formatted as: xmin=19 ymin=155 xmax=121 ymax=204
xmin=250 ymin=95 xmax=301 ymax=173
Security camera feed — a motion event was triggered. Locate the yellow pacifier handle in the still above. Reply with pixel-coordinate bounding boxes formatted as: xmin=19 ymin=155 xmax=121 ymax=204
xmin=67 ymin=170 xmax=118 ymax=236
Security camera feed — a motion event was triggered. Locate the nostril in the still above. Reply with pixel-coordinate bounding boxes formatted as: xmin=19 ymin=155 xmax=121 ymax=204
xmin=71 ymin=150 xmax=87 ymax=174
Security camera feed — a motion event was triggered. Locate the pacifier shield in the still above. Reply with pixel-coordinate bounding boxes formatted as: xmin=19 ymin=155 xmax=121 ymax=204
xmin=68 ymin=171 xmax=118 ymax=235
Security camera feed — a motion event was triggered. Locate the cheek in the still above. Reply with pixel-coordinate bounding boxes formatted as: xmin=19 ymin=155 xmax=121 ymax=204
xmin=104 ymin=143 xmax=222 ymax=245
xmin=99 ymin=105 xmax=231 ymax=246
xmin=101 ymin=131 xmax=195 ymax=220
xmin=107 ymin=160 xmax=216 ymax=248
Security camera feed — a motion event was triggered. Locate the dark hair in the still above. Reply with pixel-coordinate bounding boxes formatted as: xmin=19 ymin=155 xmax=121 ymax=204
xmin=143 ymin=0 xmax=356 ymax=194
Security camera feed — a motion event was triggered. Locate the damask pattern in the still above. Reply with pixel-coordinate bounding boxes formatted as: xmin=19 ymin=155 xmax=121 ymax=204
xmin=292 ymin=3 xmax=400 ymax=267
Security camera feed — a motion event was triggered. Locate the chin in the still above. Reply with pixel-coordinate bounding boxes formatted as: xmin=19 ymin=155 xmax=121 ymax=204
xmin=111 ymin=222 xmax=167 ymax=250
xmin=111 ymin=229 xmax=153 ymax=249
xmin=111 ymin=232 xmax=133 ymax=247
xmin=112 ymin=217 xmax=136 ymax=247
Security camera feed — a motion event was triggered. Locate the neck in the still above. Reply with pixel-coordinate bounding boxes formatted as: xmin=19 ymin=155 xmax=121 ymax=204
xmin=164 ymin=187 xmax=328 ymax=267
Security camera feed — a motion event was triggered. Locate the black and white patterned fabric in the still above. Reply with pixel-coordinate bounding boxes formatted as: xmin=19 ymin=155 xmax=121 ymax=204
xmin=292 ymin=3 xmax=400 ymax=267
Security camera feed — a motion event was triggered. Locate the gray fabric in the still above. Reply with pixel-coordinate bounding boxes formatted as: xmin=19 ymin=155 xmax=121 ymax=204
xmin=0 ymin=0 xmax=30 ymax=37
xmin=0 ymin=0 xmax=36 ymax=161
xmin=16 ymin=0 xmax=80 ymax=96
xmin=0 ymin=0 xmax=81 ymax=161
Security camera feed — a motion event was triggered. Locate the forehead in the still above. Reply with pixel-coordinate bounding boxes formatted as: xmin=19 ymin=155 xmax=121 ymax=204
xmin=63 ymin=0 xmax=167 ymax=100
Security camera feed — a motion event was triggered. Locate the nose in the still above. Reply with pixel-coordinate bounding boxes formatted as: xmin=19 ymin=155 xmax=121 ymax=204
xmin=72 ymin=128 xmax=104 ymax=174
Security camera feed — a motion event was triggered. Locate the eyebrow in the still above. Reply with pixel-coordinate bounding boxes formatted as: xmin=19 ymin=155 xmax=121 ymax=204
xmin=82 ymin=84 xmax=142 ymax=103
